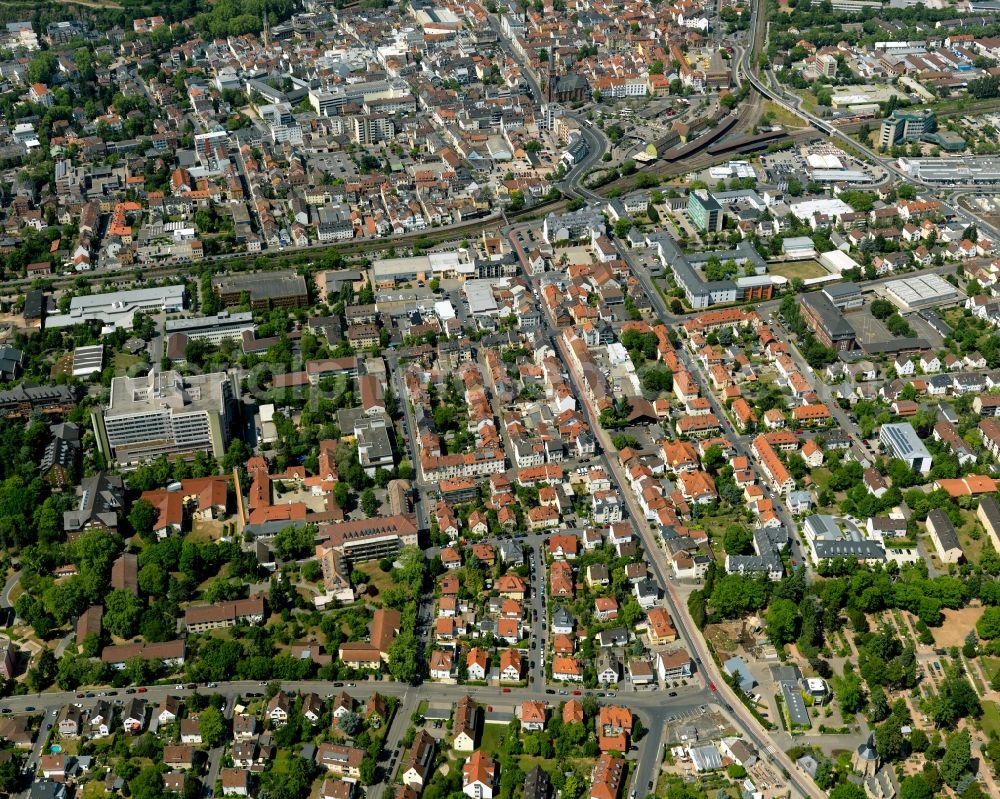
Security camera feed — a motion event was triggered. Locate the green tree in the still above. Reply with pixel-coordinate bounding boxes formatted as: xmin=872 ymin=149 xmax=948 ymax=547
xmin=977 ymin=606 xmax=1000 ymax=639
xmin=129 ymin=765 xmax=164 ymax=799
xmin=710 ymin=574 xmax=768 ymax=617
xmin=940 ymin=730 xmax=971 ymax=788
xmin=104 ymin=589 xmax=144 ymax=639
xmin=361 ymin=489 xmax=378 ymax=517
xmin=702 ymin=445 xmax=726 ymax=473
xmin=27 ymin=648 xmax=57 ymax=693
xmin=0 ymin=757 xmax=20 ymax=793
xmin=28 ymin=52 xmax=58 ymax=84
xmin=766 ymin=599 xmax=799 ymax=648
xmin=613 ymin=218 xmax=633 ymax=238
xmin=829 ymin=784 xmax=865 ymax=799
xmin=835 ymin=670 xmax=865 ymax=715
xmin=129 ymin=499 xmax=158 ymax=537
xmin=138 ymin=563 xmax=168 ymax=597
xmin=930 ymin=677 xmax=981 ymax=726
xmin=900 ymin=775 xmax=933 ymax=799
xmin=387 ymin=631 xmax=418 ymax=683
xmin=722 ymin=525 xmax=753 ymax=555
xmin=874 ymin=714 xmax=906 ymax=761
xmin=199 ymin=706 xmax=227 ymax=747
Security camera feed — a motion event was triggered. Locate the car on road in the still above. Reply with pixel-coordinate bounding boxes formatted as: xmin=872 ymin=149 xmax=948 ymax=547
xmin=85 ymin=693 xmax=95 ymax=698
xmin=559 ymin=690 xmax=568 ymax=696
xmin=668 ymin=691 xmax=677 ymax=697
xmin=502 ymin=687 xmax=511 ymax=693
xmin=1 ymin=708 xmax=10 ymax=714
xmin=709 ymin=681 xmax=716 ymax=692
xmin=545 ymin=689 xmax=555 ymax=695
xmin=24 ymin=706 xmax=34 ymax=712
xmin=76 ymin=693 xmax=84 ymax=699
xmin=573 ymin=690 xmax=581 ymax=696
xmin=175 ymin=684 xmax=185 ymax=690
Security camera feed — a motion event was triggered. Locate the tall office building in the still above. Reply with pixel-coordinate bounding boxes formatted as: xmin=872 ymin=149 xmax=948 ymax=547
xmin=879 ymin=110 xmax=934 ymax=149
xmin=687 ymin=189 xmax=722 ymax=233
xmin=92 ymin=370 xmax=238 ymax=466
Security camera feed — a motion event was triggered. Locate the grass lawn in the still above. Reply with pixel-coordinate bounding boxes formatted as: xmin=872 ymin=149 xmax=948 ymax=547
xmin=49 ymin=353 xmax=73 ymax=379
xmin=694 ymin=512 xmax=744 ymax=562
xmin=113 ymin=352 xmax=144 ymax=375
xmin=956 ymin=508 xmax=986 ymax=565
xmin=272 ymin=748 xmax=292 ymax=775
xmin=517 ymin=756 xmax=594 ymax=777
xmin=983 ymin=657 xmax=1000 ymax=684
xmin=81 ymin=781 xmax=107 ymax=799
xmin=353 ymin=560 xmax=397 ymax=601
xmin=189 ymin=518 xmax=226 ymax=543
xmin=768 ymin=260 xmax=829 ymax=280
xmin=478 ymin=723 xmax=507 ymax=755
xmin=763 ymin=100 xmax=808 ymax=129
xmin=980 ymin=701 xmax=1000 ymax=737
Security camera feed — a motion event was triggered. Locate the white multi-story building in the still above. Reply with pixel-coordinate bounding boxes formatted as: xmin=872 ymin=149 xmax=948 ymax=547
xmin=92 ymin=370 xmax=237 ymax=465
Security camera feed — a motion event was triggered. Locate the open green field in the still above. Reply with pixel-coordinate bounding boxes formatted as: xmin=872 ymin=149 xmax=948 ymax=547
xmin=956 ymin=508 xmax=986 ymax=565
xmin=113 ymin=352 xmax=144 ymax=374
xmin=763 ymin=101 xmax=809 ymax=129
xmin=478 ymin=723 xmax=507 ymax=755
xmin=768 ymin=260 xmax=830 ymax=280
xmin=980 ymin=700 xmax=1000 ymax=737
xmin=352 ymin=560 xmax=397 ymax=601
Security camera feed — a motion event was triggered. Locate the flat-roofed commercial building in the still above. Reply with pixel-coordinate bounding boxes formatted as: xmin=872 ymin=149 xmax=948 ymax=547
xmin=165 ymin=311 xmax=254 ymax=344
xmin=47 ymin=285 xmax=185 ymax=330
xmin=899 ymin=156 xmax=1000 ymax=184
xmin=370 ymin=251 xmax=476 ymax=287
xmin=822 ymin=282 xmax=863 ymax=310
xmin=212 ymin=271 xmax=308 ymax=309
xmin=884 ymin=274 xmax=959 ymax=311
xmin=93 ymin=370 xmax=237 ymax=465
xmin=879 ymin=422 xmax=932 ymax=474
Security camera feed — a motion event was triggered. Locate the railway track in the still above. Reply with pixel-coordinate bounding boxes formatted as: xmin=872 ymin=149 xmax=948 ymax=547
xmin=6 ymin=197 xmax=568 ymax=294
